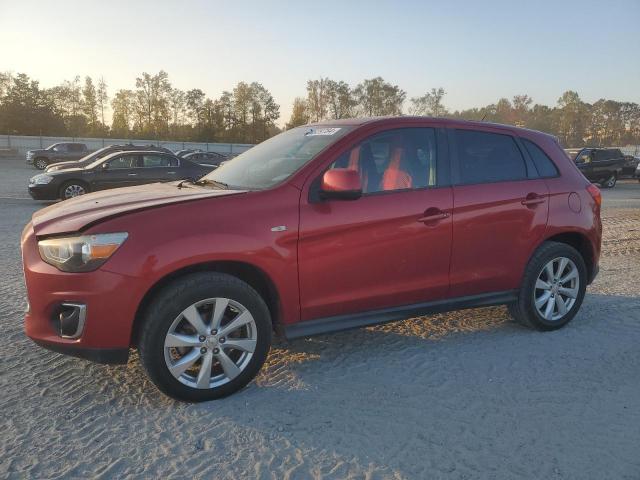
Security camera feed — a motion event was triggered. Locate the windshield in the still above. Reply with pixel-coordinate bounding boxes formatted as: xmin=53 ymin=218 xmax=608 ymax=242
xmin=85 ymin=151 xmax=120 ymax=169
xmin=76 ymin=147 xmax=111 ymax=165
xmin=201 ymin=126 xmax=352 ymax=189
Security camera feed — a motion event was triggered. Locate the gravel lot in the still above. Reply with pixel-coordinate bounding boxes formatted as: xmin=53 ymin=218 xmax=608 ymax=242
xmin=1 ymin=157 xmax=639 ymax=479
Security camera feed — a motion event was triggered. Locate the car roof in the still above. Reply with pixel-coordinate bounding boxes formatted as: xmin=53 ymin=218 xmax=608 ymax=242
xmin=96 ymin=150 xmax=176 ymax=162
xmin=305 ymin=116 xmax=556 ymax=140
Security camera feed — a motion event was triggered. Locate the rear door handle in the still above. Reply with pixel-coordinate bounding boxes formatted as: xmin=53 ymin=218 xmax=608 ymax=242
xmin=167 ymin=171 xmax=176 ymax=174
xmin=128 ymin=173 xmax=138 ymax=176
xmin=521 ymin=194 xmax=546 ymax=206
xmin=417 ymin=209 xmax=450 ymax=223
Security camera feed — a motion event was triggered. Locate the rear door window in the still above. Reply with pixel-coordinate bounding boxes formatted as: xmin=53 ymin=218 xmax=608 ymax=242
xmin=142 ymin=154 xmax=178 ymax=167
xmin=107 ymin=155 xmax=138 ymax=169
xmin=453 ymin=130 xmax=527 ymax=184
xmin=593 ymin=150 xmax=607 ymax=161
xmin=522 ymin=139 xmax=559 ymax=178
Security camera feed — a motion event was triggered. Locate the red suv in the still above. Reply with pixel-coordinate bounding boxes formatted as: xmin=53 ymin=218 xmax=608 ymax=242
xmin=21 ymin=118 xmax=602 ymax=401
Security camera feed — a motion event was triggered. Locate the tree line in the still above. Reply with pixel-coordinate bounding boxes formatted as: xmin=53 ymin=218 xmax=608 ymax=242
xmin=0 ymin=71 xmax=280 ymax=144
xmin=1 ymin=71 xmax=639 ymax=147
xmin=288 ymin=78 xmax=640 ymax=148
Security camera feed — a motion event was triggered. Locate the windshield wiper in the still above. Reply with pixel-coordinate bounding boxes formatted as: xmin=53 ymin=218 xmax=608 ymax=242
xmin=195 ymin=178 xmax=229 ymax=189
xmin=176 ymin=179 xmax=195 ymax=189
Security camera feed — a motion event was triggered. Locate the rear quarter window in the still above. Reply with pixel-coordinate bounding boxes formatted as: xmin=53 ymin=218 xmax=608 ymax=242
xmin=522 ymin=139 xmax=559 ymax=178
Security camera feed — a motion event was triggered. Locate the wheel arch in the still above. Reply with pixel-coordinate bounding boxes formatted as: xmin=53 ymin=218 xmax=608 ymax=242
xmin=130 ymin=260 xmax=282 ymax=346
xmin=537 ymin=231 xmax=595 ymax=283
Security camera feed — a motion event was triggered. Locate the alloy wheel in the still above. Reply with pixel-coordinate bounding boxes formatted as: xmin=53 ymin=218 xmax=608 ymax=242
xmin=604 ymin=174 xmax=616 ymax=188
xmin=35 ymin=159 xmax=48 ymax=169
xmin=533 ymin=257 xmax=579 ymax=321
xmin=163 ymin=298 xmax=257 ymax=389
xmin=64 ymin=184 xmax=86 ymax=198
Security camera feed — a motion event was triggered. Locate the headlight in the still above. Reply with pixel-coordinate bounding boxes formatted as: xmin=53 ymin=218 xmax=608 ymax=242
xmin=31 ymin=174 xmax=53 ymax=185
xmin=38 ymin=233 xmax=128 ymax=272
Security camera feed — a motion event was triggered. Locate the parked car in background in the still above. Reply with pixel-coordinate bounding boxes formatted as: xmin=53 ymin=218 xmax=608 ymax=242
xmin=621 ymin=154 xmax=640 ymax=177
xmin=175 ymin=149 xmax=199 ymax=157
xmin=574 ymin=147 xmax=625 ymax=188
xmin=182 ymin=151 xmax=228 ymax=167
xmin=28 ymin=150 xmax=214 ymax=200
xmin=45 ymin=144 xmax=174 ymax=172
xmin=21 ymin=117 xmax=602 ymax=401
xmin=635 ymin=160 xmax=640 ymax=182
xmin=27 ymin=142 xmax=92 ymax=170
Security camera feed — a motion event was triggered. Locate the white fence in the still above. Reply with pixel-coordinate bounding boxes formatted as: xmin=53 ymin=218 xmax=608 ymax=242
xmin=0 ymin=134 xmax=254 ymax=156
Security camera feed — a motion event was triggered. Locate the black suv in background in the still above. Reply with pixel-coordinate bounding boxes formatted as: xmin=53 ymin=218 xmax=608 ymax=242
xmin=45 ymin=144 xmax=173 ymax=172
xmin=574 ymin=148 xmax=625 ymax=188
xmin=26 ymin=142 xmax=92 ymax=170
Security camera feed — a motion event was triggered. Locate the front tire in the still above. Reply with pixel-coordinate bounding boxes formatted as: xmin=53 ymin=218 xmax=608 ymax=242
xmin=34 ymin=158 xmax=48 ymax=170
xmin=600 ymin=173 xmax=617 ymax=188
xmin=138 ymin=272 xmax=272 ymax=402
xmin=509 ymin=242 xmax=587 ymax=331
xmin=59 ymin=181 xmax=89 ymax=200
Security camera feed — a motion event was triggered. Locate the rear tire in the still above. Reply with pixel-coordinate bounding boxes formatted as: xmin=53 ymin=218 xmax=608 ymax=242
xmin=509 ymin=242 xmax=587 ymax=331
xmin=138 ymin=272 xmax=272 ymax=402
xmin=600 ymin=173 xmax=617 ymax=188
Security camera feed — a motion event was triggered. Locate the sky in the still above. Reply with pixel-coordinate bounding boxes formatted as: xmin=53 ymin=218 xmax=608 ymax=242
xmin=1 ymin=0 xmax=639 ymax=126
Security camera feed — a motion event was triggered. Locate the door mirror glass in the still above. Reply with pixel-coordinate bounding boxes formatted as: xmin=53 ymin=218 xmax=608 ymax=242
xmin=320 ymin=168 xmax=362 ymax=200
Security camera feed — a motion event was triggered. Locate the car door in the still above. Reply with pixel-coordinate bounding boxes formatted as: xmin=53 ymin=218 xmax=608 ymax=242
xmin=448 ymin=128 xmax=549 ymax=298
xmin=575 ymin=149 xmax=595 ymax=181
xmin=298 ymin=127 xmax=453 ymax=321
xmin=50 ymin=143 xmax=69 ymax=162
xmin=92 ymin=154 xmax=142 ymax=190
xmin=140 ymin=154 xmax=180 ymax=183
xmin=67 ymin=143 xmax=87 ymax=160
xmin=591 ymin=150 xmax=608 ymax=180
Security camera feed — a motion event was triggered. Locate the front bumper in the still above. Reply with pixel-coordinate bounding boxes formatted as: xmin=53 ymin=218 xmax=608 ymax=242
xmin=21 ymin=223 xmax=143 ymax=364
xmin=32 ymin=339 xmax=129 ymax=364
xmin=28 ymin=184 xmax=59 ymax=200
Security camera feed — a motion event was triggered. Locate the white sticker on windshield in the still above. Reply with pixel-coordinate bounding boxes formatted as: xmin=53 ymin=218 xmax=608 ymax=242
xmin=305 ymin=127 xmax=341 ymax=136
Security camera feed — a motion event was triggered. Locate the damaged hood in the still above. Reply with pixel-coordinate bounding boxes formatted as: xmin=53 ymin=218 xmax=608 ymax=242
xmin=32 ymin=182 xmax=245 ymax=236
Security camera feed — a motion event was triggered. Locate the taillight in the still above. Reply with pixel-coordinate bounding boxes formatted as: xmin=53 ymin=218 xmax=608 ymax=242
xmin=586 ymin=183 xmax=602 ymax=206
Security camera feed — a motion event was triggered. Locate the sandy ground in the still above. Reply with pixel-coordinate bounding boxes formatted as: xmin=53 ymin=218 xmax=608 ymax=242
xmin=1 ymin=158 xmax=639 ymax=479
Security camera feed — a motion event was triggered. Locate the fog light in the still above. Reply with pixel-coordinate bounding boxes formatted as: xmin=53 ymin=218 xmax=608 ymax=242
xmin=56 ymin=303 xmax=87 ymax=339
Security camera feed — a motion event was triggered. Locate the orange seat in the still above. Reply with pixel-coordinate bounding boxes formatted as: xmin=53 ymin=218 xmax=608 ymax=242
xmin=381 ymin=147 xmax=412 ymax=190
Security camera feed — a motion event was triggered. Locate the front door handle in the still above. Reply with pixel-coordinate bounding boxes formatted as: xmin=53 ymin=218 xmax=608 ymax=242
xmin=167 ymin=171 xmax=176 ymax=174
xmin=128 ymin=173 xmax=138 ymax=176
xmin=417 ymin=208 xmax=450 ymax=224
xmin=521 ymin=193 xmax=546 ymax=207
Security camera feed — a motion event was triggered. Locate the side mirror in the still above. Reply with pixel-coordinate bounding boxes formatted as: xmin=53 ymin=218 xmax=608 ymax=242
xmin=102 ymin=163 xmax=109 ymax=170
xmin=320 ymin=168 xmax=362 ymax=201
